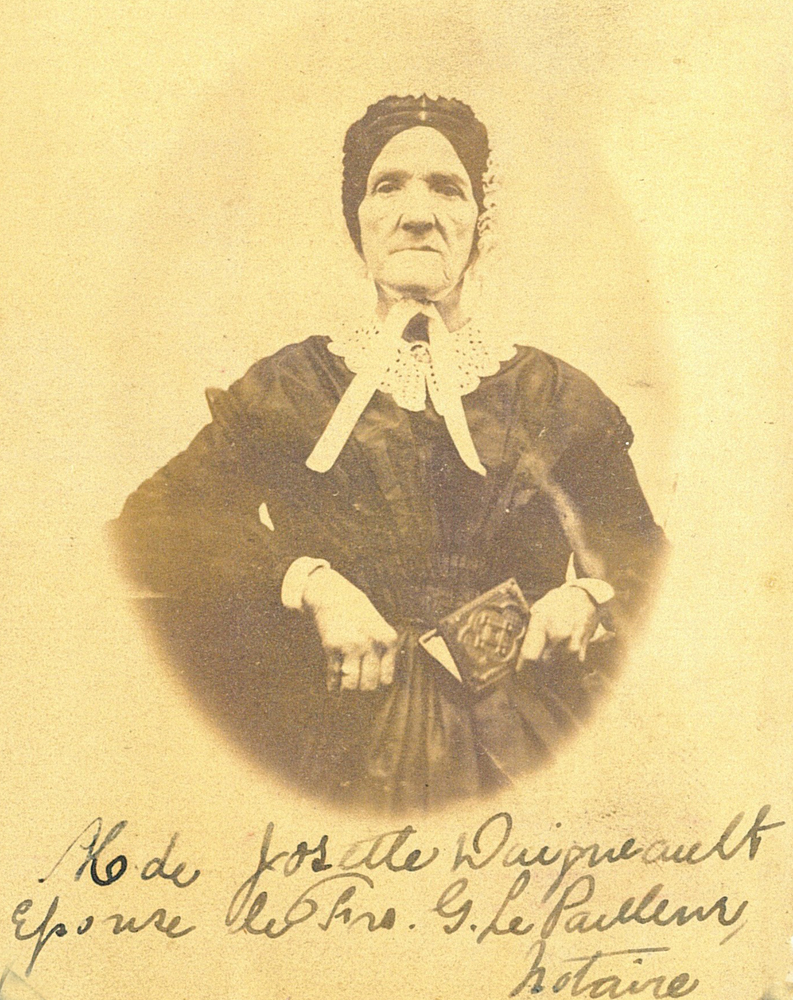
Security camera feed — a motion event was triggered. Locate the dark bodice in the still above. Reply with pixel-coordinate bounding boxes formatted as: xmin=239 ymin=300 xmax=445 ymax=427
xmin=113 ymin=336 xmax=667 ymax=811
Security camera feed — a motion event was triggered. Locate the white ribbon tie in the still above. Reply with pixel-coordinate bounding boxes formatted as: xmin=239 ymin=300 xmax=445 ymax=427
xmin=307 ymin=300 xmax=488 ymax=476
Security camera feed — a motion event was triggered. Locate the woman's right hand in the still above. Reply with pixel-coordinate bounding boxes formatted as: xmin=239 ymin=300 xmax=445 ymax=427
xmin=302 ymin=567 xmax=398 ymax=692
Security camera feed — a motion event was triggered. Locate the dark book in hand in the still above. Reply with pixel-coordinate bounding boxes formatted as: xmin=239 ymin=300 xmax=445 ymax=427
xmin=431 ymin=579 xmax=531 ymax=695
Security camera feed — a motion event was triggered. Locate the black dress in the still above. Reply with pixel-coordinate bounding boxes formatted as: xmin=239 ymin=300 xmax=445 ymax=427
xmin=112 ymin=336 xmax=667 ymax=811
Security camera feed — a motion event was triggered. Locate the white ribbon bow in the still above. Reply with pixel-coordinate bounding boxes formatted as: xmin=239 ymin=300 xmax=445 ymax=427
xmin=307 ymin=300 xmax=487 ymax=476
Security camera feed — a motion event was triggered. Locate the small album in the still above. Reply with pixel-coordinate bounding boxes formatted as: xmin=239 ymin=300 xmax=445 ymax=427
xmin=419 ymin=579 xmax=530 ymax=695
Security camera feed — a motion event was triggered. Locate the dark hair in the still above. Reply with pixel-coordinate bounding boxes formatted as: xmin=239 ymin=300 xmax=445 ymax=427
xmin=342 ymin=94 xmax=490 ymax=254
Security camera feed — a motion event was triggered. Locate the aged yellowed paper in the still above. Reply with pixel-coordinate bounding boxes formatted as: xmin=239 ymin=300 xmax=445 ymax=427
xmin=0 ymin=1 xmax=791 ymax=997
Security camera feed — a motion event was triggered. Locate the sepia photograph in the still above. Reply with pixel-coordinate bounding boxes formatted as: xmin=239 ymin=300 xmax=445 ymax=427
xmin=111 ymin=93 xmax=669 ymax=811
xmin=1 ymin=1 xmax=792 ymax=997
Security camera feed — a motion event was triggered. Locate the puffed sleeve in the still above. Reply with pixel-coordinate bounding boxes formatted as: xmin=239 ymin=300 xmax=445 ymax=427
xmin=544 ymin=361 xmax=669 ymax=632
xmin=110 ymin=353 xmax=314 ymax=610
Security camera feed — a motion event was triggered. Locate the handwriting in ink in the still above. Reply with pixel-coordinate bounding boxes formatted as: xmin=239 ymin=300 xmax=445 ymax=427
xmin=11 ymin=895 xmax=195 ymax=976
xmin=540 ymin=876 xmax=747 ymax=940
xmin=337 ymin=826 xmax=439 ymax=873
xmin=104 ymin=909 xmax=195 ymax=938
xmin=510 ymin=941 xmax=699 ymax=998
xmin=37 ymin=817 xmax=128 ymax=887
xmin=433 ymin=871 xmax=746 ymax=946
xmin=452 ymin=805 xmax=784 ymax=902
xmin=11 ymin=898 xmax=67 ymax=976
xmin=226 ymin=823 xmax=332 ymax=929
xmin=141 ymin=833 xmax=201 ymax=889
xmin=434 ymin=871 xmax=536 ymax=944
xmin=229 ymin=872 xmax=395 ymax=938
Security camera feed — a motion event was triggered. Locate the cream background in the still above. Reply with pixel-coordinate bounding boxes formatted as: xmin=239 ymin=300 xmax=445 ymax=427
xmin=0 ymin=0 xmax=792 ymax=997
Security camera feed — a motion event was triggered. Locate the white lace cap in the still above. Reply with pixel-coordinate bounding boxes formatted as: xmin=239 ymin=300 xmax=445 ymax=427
xmin=306 ymin=300 xmax=516 ymax=476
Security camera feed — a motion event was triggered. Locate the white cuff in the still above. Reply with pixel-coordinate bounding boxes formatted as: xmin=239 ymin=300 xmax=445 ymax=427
xmin=281 ymin=557 xmax=331 ymax=610
xmin=564 ymin=552 xmax=615 ymax=605
xmin=567 ymin=577 xmax=615 ymax=606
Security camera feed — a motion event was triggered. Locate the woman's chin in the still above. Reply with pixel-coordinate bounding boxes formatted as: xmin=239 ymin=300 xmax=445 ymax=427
xmin=378 ymin=261 xmax=452 ymax=301
xmin=379 ymin=280 xmax=452 ymax=304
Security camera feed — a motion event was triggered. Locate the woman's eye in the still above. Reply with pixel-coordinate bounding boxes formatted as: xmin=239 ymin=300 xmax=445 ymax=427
xmin=373 ymin=180 xmax=399 ymax=194
xmin=438 ymin=183 xmax=463 ymax=198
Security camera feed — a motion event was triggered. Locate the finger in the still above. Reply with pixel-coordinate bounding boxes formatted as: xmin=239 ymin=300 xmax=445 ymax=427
xmin=379 ymin=644 xmax=397 ymax=686
xmin=372 ymin=621 xmax=398 ymax=647
xmin=340 ymin=653 xmax=362 ymax=691
xmin=359 ymin=650 xmax=380 ymax=691
xmin=519 ymin=617 xmax=547 ymax=666
xmin=567 ymin=627 xmax=584 ymax=658
xmin=325 ymin=650 xmax=343 ymax=693
xmin=567 ymin=611 xmax=598 ymax=661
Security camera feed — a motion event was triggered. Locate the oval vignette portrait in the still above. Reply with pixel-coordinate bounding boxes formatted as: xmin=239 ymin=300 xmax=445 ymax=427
xmin=109 ymin=89 xmax=674 ymax=815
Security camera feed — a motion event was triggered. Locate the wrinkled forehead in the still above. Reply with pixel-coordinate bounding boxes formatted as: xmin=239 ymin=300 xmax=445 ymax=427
xmin=366 ymin=126 xmax=473 ymax=189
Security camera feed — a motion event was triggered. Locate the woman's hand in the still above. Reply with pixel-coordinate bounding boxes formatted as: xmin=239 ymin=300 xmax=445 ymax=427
xmin=518 ymin=585 xmax=599 ymax=667
xmin=302 ymin=567 xmax=398 ymax=692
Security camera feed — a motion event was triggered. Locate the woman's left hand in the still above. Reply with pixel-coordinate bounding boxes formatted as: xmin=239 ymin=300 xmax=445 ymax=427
xmin=518 ymin=585 xmax=599 ymax=667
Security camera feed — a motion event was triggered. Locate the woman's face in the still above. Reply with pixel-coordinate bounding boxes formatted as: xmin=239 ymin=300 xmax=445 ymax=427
xmin=357 ymin=126 xmax=480 ymax=303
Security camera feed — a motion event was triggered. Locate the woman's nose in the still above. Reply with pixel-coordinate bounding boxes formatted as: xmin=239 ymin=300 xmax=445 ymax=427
xmin=398 ymin=181 xmax=436 ymax=229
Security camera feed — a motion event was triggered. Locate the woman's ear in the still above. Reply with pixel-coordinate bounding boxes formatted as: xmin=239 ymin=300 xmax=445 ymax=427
xmin=465 ymin=220 xmax=483 ymax=269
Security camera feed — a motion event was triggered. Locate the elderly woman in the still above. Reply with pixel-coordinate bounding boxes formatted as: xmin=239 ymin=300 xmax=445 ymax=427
xmin=114 ymin=95 xmax=667 ymax=811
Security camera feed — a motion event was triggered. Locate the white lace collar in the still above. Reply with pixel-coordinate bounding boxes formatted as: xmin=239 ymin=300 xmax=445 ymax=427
xmin=326 ymin=312 xmax=517 ymax=412
xmin=306 ymin=301 xmax=517 ymax=477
